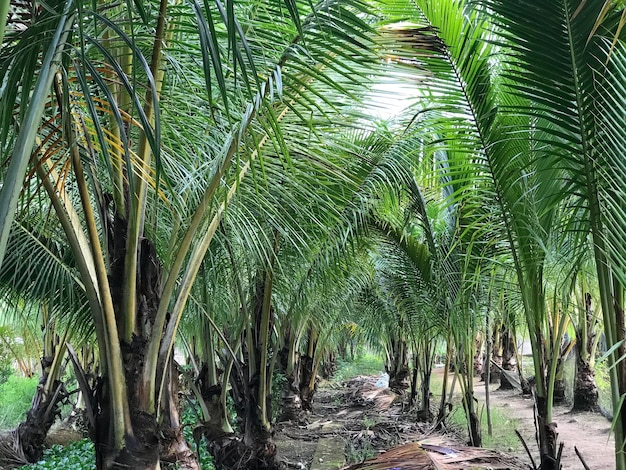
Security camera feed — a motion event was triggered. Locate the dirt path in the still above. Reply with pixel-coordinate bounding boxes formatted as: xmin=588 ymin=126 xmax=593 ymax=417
xmin=275 ymin=376 xmax=526 ymax=469
xmin=472 ymin=375 xmax=614 ymax=470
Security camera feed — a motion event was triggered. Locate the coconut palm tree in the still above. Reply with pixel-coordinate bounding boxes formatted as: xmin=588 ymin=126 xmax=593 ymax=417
xmin=0 ymin=0 xmax=392 ymax=466
xmin=380 ymin=0 xmax=568 ymax=466
xmin=476 ymin=2 xmax=626 ymax=467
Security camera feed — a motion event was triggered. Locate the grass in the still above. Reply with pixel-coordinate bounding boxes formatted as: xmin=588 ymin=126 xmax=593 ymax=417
xmin=423 ymin=369 xmax=521 ymax=451
xmin=447 ymin=402 xmax=521 ymax=450
xmin=332 ymin=352 xmax=385 ymax=383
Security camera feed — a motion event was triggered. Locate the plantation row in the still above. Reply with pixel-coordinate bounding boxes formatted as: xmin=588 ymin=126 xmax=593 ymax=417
xmin=1 ymin=0 xmax=626 ymax=468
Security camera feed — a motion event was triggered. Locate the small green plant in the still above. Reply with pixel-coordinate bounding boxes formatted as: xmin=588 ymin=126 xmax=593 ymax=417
xmin=362 ymin=416 xmax=378 ymax=429
xmin=346 ymin=440 xmax=376 ymax=463
xmin=0 ymin=374 xmax=38 ymax=430
xmin=21 ymin=439 xmax=95 ymax=470
xmin=181 ymin=401 xmax=215 ymax=470
xmin=271 ymin=371 xmax=287 ymax=423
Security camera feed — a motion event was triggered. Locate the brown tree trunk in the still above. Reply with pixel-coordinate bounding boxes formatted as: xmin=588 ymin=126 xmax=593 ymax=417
xmin=417 ymin=365 xmax=433 ymax=422
xmin=408 ymin=352 xmax=419 ymax=408
xmin=552 ymin=375 xmax=567 ymax=405
xmin=299 ymin=354 xmax=316 ymax=412
xmin=572 ymin=293 xmax=599 ymax=412
xmin=215 ymin=352 xmax=280 ymax=470
xmin=418 ymin=341 xmax=434 ymax=422
xmin=94 ymin=347 xmax=161 ymax=469
xmin=388 ymin=338 xmax=410 ymax=392
xmin=278 ymin=345 xmax=301 ymax=422
xmin=553 ymin=338 xmax=574 ymax=406
xmin=160 ymin=359 xmax=200 ymax=469
xmin=436 ymin=337 xmax=452 ymax=424
xmin=482 ymin=325 xmax=502 ymax=383
xmin=204 ymin=272 xmax=281 ymax=470
xmin=572 ymin=359 xmax=599 ymax=412
xmin=536 ymin=395 xmax=559 ymax=470
xmin=499 ymin=327 xmax=518 ymax=390
xmin=464 ymin=390 xmax=482 ymax=447
xmin=14 ymin=370 xmax=64 ymax=463
xmin=93 ymin=216 xmax=197 ymax=469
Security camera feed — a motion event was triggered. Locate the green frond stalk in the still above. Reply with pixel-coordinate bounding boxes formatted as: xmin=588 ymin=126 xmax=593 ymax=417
xmin=122 ymin=0 xmax=171 ymax=344
xmin=0 ymin=0 xmax=9 ymax=46
xmin=258 ymin=231 xmax=279 ymax=430
xmin=72 ymin=143 xmax=131 ymax=448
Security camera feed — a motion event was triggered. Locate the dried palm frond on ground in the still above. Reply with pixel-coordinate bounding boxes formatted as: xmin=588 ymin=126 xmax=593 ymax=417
xmin=343 ymin=376 xmax=398 ymax=411
xmin=341 ymin=441 xmax=527 ymax=470
xmin=0 ymin=430 xmax=29 ymax=469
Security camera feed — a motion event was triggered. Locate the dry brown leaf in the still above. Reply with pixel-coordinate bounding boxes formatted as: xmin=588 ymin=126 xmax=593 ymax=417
xmin=340 ymin=441 xmax=526 ymax=470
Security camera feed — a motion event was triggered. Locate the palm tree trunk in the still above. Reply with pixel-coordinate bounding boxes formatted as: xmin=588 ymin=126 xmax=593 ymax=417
xmin=462 ymin=347 xmax=481 ymax=447
xmin=486 ymin=325 xmax=502 ymax=384
xmin=388 ymin=337 xmax=410 ymax=391
xmin=499 ymin=326 xmax=518 ymax=390
xmin=436 ymin=334 xmax=452 ymax=424
xmin=160 ymin=357 xmax=200 ymax=469
xmin=573 ymin=358 xmax=598 ymax=412
xmin=278 ymin=329 xmax=302 ymax=422
xmin=409 ymin=348 xmax=419 ymax=408
xmin=14 ymin=336 xmax=68 ymax=464
xmin=299 ymin=327 xmax=317 ymax=412
xmin=572 ymin=293 xmax=599 ymax=411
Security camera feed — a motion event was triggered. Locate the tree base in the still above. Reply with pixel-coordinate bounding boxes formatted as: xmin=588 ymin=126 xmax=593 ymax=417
xmin=200 ymin=425 xmax=284 ymax=470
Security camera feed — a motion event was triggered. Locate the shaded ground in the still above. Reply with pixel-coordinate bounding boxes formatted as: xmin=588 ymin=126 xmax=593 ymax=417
xmin=473 ymin=374 xmax=615 ymax=470
xmin=275 ymin=375 xmax=526 ymax=470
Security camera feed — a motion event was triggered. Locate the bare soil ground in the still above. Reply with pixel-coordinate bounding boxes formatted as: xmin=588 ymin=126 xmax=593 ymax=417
xmin=473 ymin=374 xmax=615 ymax=470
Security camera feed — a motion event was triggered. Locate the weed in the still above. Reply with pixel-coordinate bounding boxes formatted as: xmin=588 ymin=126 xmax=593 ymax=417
xmin=346 ymin=440 xmax=376 ymax=463
xmin=362 ymin=416 xmax=378 ymax=429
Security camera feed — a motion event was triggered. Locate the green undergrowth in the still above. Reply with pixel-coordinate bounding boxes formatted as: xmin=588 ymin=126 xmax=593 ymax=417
xmin=181 ymin=401 xmax=215 ymax=470
xmin=21 ymin=439 xmax=95 ymax=470
xmin=447 ymin=403 xmax=521 ymax=450
xmin=0 ymin=374 xmax=38 ymax=430
xmin=18 ymin=403 xmax=216 ymax=469
xmin=332 ymin=352 xmax=385 ymax=383
xmin=595 ymin=360 xmax=613 ymax=412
